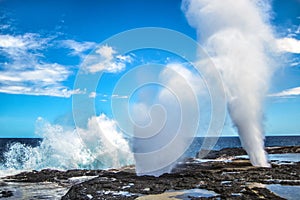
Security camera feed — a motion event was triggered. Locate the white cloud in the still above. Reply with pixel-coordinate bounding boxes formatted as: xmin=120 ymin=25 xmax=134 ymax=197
xmin=111 ymin=94 xmax=128 ymax=99
xmin=276 ymin=37 xmax=300 ymax=54
xmin=0 ymin=32 xmax=130 ymax=97
xmin=0 ymin=24 xmax=10 ymax=30
xmin=61 ymin=39 xmax=96 ymax=56
xmin=0 ymin=33 xmax=49 ymax=55
xmin=0 ymin=33 xmax=83 ymax=97
xmin=0 ymin=34 xmax=26 ymax=48
xmin=0 ymin=33 xmax=45 ymax=49
xmin=96 ymin=45 xmax=115 ymax=59
xmin=83 ymin=45 xmax=132 ymax=73
xmin=89 ymin=93 xmax=128 ymax=100
xmin=0 ymin=63 xmax=69 ymax=83
xmin=0 ymin=85 xmax=84 ymax=98
xmin=89 ymin=92 xmax=97 ymax=98
xmin=116 ymin=54 xmax=132 ymax=62
xmin=270 ymin=87 xmax=300 ymax=98
xmin=290 ymin=61 xmax=300 ymax=67
xmin=0 ymin=60 xmax=84 ymax=97
xmin=296 ymin=25 xmax=300 ymax=34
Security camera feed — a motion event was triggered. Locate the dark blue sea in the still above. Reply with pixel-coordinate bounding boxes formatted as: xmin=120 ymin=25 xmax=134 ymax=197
xmin=185 ymin=136 xmax=300 ymax=157
xmin=192 ymin=136 xmax=300 ymax=151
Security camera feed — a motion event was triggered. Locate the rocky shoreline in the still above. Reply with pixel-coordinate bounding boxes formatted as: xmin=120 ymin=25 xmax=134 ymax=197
xmin=1 ymin=146 xmax=299 ymax=199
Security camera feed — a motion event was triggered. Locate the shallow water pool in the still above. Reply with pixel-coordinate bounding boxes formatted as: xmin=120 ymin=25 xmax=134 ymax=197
xmin=266 ymin=184 xmax=300 ymax=200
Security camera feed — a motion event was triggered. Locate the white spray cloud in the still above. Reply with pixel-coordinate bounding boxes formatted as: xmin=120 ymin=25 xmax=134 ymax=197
xmin=183 ymin=0 xmax=278 ymax=167
xmin=132 ymin=63 xmax=203 ymax=176
xmin=2 ymin=114 xmax=133 ymax=170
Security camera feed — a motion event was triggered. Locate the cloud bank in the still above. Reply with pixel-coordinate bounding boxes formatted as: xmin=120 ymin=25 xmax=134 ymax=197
xmin=0 ymin=31 xmax=97 ymax=97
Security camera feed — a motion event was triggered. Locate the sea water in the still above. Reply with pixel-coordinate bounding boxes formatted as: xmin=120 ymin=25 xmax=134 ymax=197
xmin=0 ymin=135 xmax=299 ymax=172
xmin=0 ymin=134 xmax=298 ymax=200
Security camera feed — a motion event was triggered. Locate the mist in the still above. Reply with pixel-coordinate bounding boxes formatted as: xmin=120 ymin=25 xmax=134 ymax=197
xmin=131 ymin=63 xmax=202 ymax=176
xmin=2 ymin=115 xmax=133 ymax=170
xmin=182 ymin=0 xmax=277 ymax=167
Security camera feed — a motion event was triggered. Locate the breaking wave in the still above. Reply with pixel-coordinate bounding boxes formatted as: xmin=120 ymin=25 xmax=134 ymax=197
xmin=1 ymin=114 xmax=134 ymax=171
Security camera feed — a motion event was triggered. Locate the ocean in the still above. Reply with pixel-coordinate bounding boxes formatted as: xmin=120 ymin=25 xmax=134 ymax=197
xmin=0 ymin=136 xmax=299 ymax=200
xmin=0 ymin=136 xmax=299 ymax=172
xmin=186 ymin=136 xmax=300 ymax=157
xmin=191 ymin=135 xmax=300 ymax=151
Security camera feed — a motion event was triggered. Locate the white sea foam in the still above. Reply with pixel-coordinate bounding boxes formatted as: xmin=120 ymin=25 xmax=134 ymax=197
xmin=1 ymin=114 xmax=133 ymax=171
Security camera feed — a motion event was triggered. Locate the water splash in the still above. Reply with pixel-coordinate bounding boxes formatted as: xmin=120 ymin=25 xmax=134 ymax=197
xmin=183 ymin=0 xmax=278 ymax=167
xmin=131 ymin=63 xmax=202 ymax=176
xmin=1 ymin=114 xmax=133 ymax=170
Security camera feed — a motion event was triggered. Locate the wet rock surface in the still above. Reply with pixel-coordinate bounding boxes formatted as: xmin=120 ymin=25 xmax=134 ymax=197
xmin=0 ymin=190 xmax=13 ymax=198
xmin=4 ymin=169 xmax=104 ymax=183
xmin=62 ymin=161 xmax=300 ymax=199
xmin=2 ymin=146 xmax=299 ymax=199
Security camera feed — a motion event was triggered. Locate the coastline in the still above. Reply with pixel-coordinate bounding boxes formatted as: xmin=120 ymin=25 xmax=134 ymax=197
xmin=0 ymin=146 xmax=299 ymax=199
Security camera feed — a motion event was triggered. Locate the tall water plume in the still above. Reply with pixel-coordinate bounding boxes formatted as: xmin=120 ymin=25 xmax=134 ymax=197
xmin=183 ymin=0 xmax=277 ymax=167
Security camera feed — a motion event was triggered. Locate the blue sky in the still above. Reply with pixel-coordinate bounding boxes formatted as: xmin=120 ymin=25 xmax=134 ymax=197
xmin=0 ymin=0 xmax=299 ymax=138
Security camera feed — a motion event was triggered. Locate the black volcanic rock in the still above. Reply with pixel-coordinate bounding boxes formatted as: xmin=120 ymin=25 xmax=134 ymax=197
xmin=5 ymin=169 xmax=105 ymax=183
xmin=2 ymin=146 xmax=299 ymax=199
xmin=60 ymin=160 xmax=299 ymax=199
xmin=0 ymin=190 xmax=13 ymax=198
xmin=200 ymin=146 xmax=300 ymax=159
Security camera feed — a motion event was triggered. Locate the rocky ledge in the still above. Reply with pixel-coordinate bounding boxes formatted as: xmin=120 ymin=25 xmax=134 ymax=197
xmin=2 ymin=146 xmax=300 ymax=199
xmin=200 ymin=146 xmax=300 ymax=159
